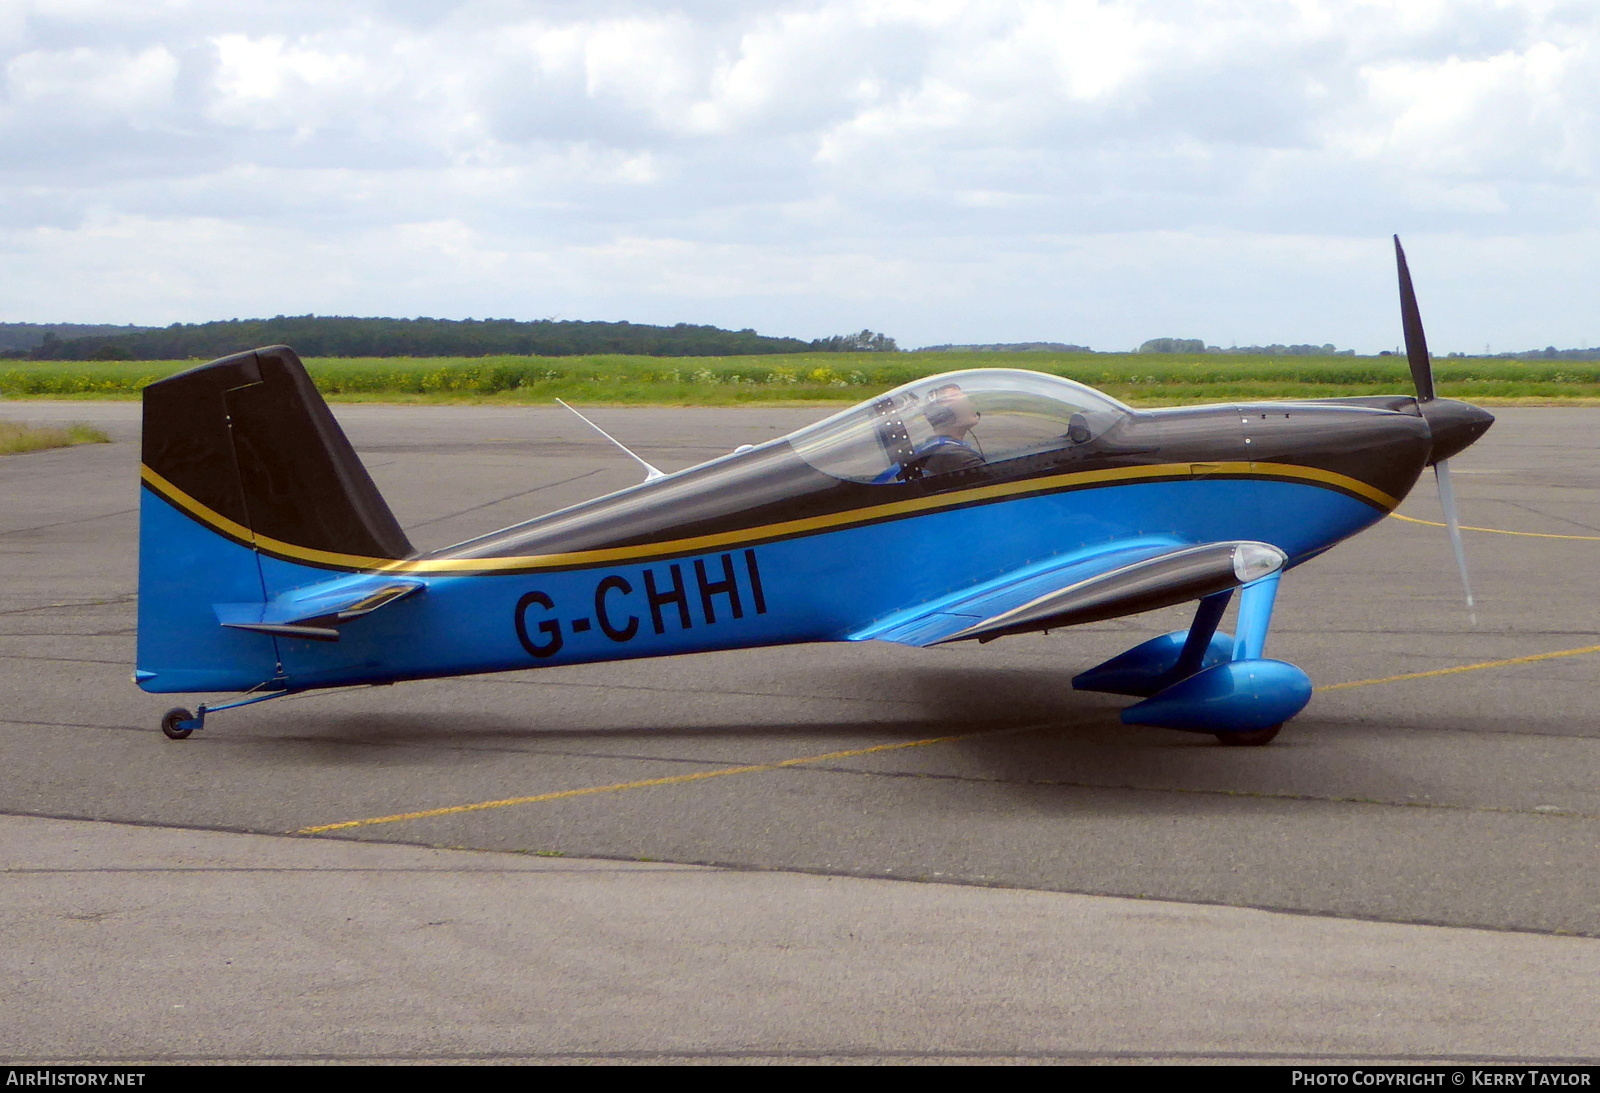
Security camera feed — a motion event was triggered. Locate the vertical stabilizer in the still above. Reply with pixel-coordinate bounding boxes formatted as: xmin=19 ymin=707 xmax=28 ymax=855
xmin=142 ymin=345 xmax=411 ymax=562
xmin=137 ymin=346 xmax=411 ymax=693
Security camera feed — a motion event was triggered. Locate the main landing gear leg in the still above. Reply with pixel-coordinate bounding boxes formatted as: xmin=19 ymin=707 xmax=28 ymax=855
xmin=1071 ymin=590 xmax=1236 ymax=698
xmin=1209 ymin=570 xmax=1296 ymax=745
xmin=1215 ymin=573 xmax=1286 ymax=747
xmin=1119 ymin=571 xmax=1313 ymax=745
xmin=1172 ymin=590 xmax=1234 ymax=680
xmin=1232 ymin=570 xmax=1281 ymax=663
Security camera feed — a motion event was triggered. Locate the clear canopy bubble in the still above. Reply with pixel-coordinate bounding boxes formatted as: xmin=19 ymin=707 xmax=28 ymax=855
xmin=787 ymin=369 xmax=1132 ymax=484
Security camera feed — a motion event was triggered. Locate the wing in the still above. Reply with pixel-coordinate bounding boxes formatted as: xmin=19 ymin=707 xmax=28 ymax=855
xmin=850 ymin=540 xmax=1285 ymax=648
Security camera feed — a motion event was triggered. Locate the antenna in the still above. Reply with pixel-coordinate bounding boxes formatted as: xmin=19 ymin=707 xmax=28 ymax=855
xmin=555 ymin=399 xmax=666 ymax=482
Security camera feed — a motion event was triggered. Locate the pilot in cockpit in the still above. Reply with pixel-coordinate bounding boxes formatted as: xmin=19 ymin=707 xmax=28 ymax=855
xmin=911 ymin=383 xmax=986 ymax=475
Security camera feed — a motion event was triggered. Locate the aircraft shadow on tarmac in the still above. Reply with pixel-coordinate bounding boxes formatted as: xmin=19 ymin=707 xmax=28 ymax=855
xmin=231 ymin=664 xmax=1106 ymax=743
xmin=215 ymin=662 xmax=1383 ymax=797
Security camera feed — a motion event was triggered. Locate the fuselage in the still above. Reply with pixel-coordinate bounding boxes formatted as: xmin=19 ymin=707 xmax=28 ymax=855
xmin=169 ymin=394 xmax=1455 ymax=693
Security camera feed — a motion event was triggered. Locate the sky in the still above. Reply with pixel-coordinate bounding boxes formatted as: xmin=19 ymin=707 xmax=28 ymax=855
xmin=0 ymin=0 xmax=1595 ymax=352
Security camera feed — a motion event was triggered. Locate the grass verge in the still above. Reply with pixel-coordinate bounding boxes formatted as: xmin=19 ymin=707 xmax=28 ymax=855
xmin=5 ymin=351 xmax=1600 ymax=405
xmin=0 ymin=421 xmax=111 ymax=455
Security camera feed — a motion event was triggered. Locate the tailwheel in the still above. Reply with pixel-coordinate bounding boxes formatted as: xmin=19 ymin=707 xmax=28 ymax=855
xmin=1215 ymin=723 xmax=1282 ymax=747
xmin=161 ymin=708 xmax=194 ymax=740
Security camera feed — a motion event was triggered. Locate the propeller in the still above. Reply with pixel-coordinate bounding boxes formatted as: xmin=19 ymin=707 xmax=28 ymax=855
xmin=1394 ymin=235 xmax=1476 ymax=623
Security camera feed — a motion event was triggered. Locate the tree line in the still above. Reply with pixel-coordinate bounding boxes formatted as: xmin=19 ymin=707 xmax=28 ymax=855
xmin=1139 ymin=337 xmax=1351 ymax=356
xmin=0 ymin=323 xmax=154 ymax=353
xmin=5 ymin=317 xmax=903 ymax=361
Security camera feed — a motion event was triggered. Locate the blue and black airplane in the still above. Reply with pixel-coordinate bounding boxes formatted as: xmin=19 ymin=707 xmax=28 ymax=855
xmin=136 ymin=238 xmax=1493 ymax=745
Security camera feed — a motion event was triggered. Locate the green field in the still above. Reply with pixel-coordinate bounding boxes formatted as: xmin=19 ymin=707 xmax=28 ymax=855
xmin=4 ymin=351 xmax=1599 ymax=405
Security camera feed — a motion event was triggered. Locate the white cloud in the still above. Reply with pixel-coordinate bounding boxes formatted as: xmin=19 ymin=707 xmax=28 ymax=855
xmin=7 ymin=43 xmax=177 ymax=119
xmin=0 ymin=0 xmax=1595 ymax=350
xmin=211 ymin=33 xmax=364 ymax=106
xmin=1349 ymin=39 xmax=1594 ymax=178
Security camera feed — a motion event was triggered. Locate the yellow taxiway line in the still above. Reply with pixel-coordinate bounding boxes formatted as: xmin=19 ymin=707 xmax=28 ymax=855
xmin=1389 ymin=511 xmax=1600 ymax=541
xmin=295 ymin=641 xmax=1600 ymax=835
xmin=297 ymin=734 xmax=964 ymax=834
xmin=1312 ymin=643 xmax=1600 ymax=692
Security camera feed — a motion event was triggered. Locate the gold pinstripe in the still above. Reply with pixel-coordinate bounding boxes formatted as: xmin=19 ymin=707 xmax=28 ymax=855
xmin=141 ymin=459 xmax=1398 ymax=576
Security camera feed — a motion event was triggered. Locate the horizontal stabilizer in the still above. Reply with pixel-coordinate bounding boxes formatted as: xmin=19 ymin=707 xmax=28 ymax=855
xmin=216 ymin=578 xmax=423 ymax=643
xmin=215 ymin=619 xmax=342 ymax=643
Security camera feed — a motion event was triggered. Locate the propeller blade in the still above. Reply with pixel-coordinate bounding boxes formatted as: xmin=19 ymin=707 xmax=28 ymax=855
xmin=1394 ymin=235 xmax=1435 ymax=403
xmin=1433 ymin=458 xmax=1477 ymax=624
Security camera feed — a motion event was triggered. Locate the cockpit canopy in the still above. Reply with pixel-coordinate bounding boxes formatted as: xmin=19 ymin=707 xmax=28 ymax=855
xmin=787 ymin=369 xmax=1132 ymax=484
